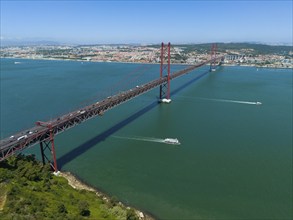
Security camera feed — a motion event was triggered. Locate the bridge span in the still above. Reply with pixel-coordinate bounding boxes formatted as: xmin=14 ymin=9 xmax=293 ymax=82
xmin=0 ymin=43 xmax=223 ymax=170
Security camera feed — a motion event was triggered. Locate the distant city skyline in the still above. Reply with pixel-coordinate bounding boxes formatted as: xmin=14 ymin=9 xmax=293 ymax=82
xmin=1 ymin=0 xmax=292 ymax=45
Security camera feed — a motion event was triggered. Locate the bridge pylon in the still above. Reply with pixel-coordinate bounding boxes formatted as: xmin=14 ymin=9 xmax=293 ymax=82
xmin=36 ymin=121 xmax=58 ymax=172
xmin=210 ymin=43 xmax=217 ymax=72
xmin=159 ymin=42 xmax=171 ymax=103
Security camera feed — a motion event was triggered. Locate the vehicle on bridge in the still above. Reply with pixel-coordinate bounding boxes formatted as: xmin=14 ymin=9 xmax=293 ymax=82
xmin=17 ymin=135 xmax=28 ymax=141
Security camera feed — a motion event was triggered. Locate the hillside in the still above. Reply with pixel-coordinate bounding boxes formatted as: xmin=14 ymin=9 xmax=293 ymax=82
xmin=0 ymin=154 xmax=144 ymax=220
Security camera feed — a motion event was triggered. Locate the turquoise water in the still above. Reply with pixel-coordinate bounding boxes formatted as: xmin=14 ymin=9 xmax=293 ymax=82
xmin=1 ymin=58 xmax=292 ymax=219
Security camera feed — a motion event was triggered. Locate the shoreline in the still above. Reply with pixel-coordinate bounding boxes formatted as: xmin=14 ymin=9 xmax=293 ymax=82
xmin=1 ymin=56 xmax=292 ymax=69
xmin=221 ymin=63 xmax=293 ymax=69
xmin=58 ymin=171 xmax=156 ymax=220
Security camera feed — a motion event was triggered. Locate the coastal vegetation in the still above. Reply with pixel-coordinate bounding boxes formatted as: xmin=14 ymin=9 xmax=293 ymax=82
xmin=0 ymin=154 xmax=140 ymax=220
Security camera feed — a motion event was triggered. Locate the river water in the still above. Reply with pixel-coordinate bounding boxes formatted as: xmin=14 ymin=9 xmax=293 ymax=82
xmin=1 ymin=58 xmax=292 ymax=219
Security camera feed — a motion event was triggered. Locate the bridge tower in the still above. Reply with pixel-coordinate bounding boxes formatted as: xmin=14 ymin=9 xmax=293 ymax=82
xmin=210 ymin=43 xmax=217 ymax=72
xmin=36 ymin=121 xmax=58 ymax=172
xmin=159 ymin=42 xmax=171 ymax=103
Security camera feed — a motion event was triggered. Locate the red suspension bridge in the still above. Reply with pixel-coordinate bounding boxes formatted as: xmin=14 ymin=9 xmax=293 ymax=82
xmin=0 ymin=43 xmax=224 ymax=171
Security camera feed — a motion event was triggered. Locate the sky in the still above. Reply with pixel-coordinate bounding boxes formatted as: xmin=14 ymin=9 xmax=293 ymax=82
xmin=0 ymin=0 xmax=292 ymax=45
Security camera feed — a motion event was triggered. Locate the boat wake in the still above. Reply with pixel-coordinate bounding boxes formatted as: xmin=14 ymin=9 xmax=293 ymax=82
xmin=112 ymin=136 xmax=180 ymax=145
xmin=178 ymin=96 xmax=262 ymax=105
xmin=203 ymin=98 xmax=262 ymax=105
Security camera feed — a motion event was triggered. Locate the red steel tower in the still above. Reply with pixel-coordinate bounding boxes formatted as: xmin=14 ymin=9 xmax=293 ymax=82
xmin=37 ymin=121 xmax=58 ymax=172
xmin=159 ymin=42 xmax=171 ymax=103
xmin=210 ymin=43 xmax=217 ymax=71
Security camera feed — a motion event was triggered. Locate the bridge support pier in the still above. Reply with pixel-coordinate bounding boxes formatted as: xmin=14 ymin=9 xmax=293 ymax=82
xmin=159 ymin=42 xmax=171 ymax=103
xmin=210 ymin=43 xmax=217 ymax=72
xmin=39 ymin=124 xmax=58 ymax=172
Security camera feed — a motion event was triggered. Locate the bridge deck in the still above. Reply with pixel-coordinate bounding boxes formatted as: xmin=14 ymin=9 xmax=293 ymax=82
xmin=0 ymin=57 xmax=223 ymax=161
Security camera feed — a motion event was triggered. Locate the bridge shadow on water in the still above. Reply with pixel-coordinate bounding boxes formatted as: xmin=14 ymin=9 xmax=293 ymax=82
xmin=57 ymin=101 xmax=159 ymax=169
xmin=57 ymin=69 xmax=210 ymax=169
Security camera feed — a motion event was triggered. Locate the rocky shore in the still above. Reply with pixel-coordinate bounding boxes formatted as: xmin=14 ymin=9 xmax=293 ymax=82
xmin=59 ymin=171 xmax=155 ymax=220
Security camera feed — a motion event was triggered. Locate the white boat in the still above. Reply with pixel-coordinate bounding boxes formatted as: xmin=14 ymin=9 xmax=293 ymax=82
xmin=255 ymin=102 xmax=262 ymax=105
xmin=160 ymin=98 xmax=172 ymax=103
xmin=14 ymin=62 xmax=21 ymax=64
xmin=164 ymin=138 xmax=180 ymax=145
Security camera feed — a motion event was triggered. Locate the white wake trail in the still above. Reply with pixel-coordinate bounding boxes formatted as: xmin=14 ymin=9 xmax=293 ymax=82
xmin=178 ymin=96 xmax=262 ymax=105
xmin=204 ymin=98 xmax=261 ymax=105
xmin=112 ymin=136 xmax=166 ymax=144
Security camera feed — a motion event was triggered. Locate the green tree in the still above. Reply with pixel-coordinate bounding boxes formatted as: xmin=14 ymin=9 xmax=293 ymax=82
xmin=78 ymin=201 xmax=90 ymax=216
xmin=57 ymin=203 xmax=68 ymax=214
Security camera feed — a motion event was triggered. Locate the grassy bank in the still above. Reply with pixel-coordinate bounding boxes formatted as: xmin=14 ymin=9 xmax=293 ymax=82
xmin=0 ymin=154 xmax=147 ymax=220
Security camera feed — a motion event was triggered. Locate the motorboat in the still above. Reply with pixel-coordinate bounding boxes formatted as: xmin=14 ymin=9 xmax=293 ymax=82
xmin=255 ymin=102 xmax=262 ymax=105
xmin=164 ymin=138 xmax=180 ymax=145
xmin=160 ymin=98 xmax=172 ymax=103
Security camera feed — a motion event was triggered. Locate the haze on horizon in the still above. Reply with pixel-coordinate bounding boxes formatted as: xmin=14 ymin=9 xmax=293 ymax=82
xmin=0 ymin=1 xmax=292 ymax=45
